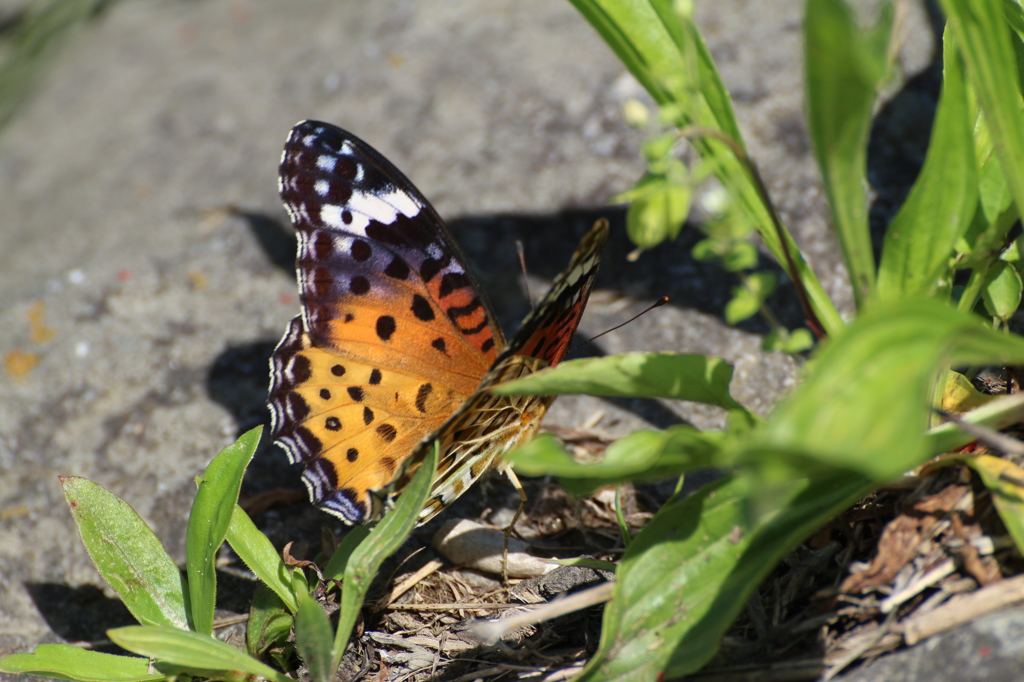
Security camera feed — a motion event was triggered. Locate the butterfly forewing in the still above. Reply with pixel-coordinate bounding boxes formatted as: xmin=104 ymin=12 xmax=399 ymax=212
xmin=270 ymin=121 xmax=505 ymax=523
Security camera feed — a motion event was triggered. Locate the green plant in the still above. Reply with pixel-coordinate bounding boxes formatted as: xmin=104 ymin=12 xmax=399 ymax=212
xmin=7 ymin=0 xmax=1024 ymax=680
xmin=0 ymin=428 xmax=438 ymax=681
xmin=487 ymin=0 xmax=1024 ymax=678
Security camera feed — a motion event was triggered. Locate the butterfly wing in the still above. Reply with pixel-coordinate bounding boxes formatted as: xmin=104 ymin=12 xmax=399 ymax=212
xmin=269 ymin=121 xmax=504 ymax=524
xmin=407 ymin=219 xmax=609 ymax=523
xmin=500 ymin=218 xmax=608 ymax=367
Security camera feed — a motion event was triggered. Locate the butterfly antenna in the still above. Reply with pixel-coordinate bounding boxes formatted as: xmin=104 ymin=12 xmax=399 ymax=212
xmin=569 ymin=296 xmax=669 ymax=353
xmin=516 ymin=239 xmax=534 ymax=310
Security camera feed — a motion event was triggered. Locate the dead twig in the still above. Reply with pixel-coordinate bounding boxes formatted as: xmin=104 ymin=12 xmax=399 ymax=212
xmin=902 ymin=573 xmax=1024 ymax=645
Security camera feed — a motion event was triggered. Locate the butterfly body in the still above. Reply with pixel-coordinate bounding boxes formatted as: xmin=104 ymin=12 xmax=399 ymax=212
xmin=269 ymin=120 xmax=607 ymax=525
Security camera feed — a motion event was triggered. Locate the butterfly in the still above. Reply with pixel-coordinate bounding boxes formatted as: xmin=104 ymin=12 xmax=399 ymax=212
xmin=269 ymin=120 xmax=607 ymax=525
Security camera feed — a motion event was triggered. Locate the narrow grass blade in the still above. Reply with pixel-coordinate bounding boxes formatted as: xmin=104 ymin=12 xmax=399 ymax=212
xmin=962 ymin=455 xmax=1024 ymax=554
xmin=322 ymin=524 xmax=372 ymax=582
xmin=493 ymin=352 xmax=754 ymax=418
xmin=507 ymin=427 xmax=723 ymax=496
xmin=877 ymin=26 xmax=977 ymax=300
xmin=332 ymin=442 xmax=438 ymax=671
xmin=186 ymin=426 xmax=262 ymax=634
xmin=0 ymin=644 xmax=161 ymax=681
xmin=61 ymin=477 xmax=188 ymax=629
xmin=0 ymin=0 xmax=118 ymax=129
xmin=941 ymin=0 xmax=1024 ymax=225
xmin=225 ymin=504 xmax=298 ymax=612
xmin=107 ymin=625 xmax=290 ymax=682
xmin=927 ymin=392 xmax=1024 ymax=456
xmin=805 ymin=0 xmax=892 ymax=304
xmin=294 ymin=591 xmax=335 ymax=682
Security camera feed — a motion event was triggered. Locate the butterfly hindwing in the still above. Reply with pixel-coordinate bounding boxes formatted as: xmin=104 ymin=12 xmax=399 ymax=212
xmin=409 ymin=219 xmax=609 ymax=523
xmin=503 ymin=220 xmax=608 ymax=367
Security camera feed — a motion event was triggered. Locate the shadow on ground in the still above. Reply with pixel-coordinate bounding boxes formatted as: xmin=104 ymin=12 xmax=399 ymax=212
xmin=209 ymin=205 xmax=808 ymax=496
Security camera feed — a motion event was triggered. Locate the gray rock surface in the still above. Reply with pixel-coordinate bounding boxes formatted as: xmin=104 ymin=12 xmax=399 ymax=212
xmin=835 ymin=606 xmax=1024 ymax=682
xmin=0 ymin=0 xmax=940 ymax=677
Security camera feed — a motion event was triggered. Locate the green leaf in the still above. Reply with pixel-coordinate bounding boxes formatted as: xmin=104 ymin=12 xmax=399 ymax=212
xmin=186 ymin=426 xmax=262 ymax=634
xmin=493 ymin=352 xmax=753 ymax=417
xmin=724 ymin=286 xmax=760 ymax=325
xmin=507 ymin=427 xmax=723 ymax=496
xmin=332 ymin=442 xmax=438 ymax=671
xmin=981 ymin=260 xmax=1023 ymax=320
xmin=748 ymin=299 xmax=1024 ymax=482
xmin=225 ymin=503 xmax=299 ymax=613
xmin=0 ymin=645 xmax=162 ymax=681
xmin=107 ymin=625 xmax=290 ymax=682
xmin=927 ymin=392 xmax=1024 ymax=456
xmin=573 ymin=301 xmax=1024 ymax=678
xmin=977 ymin=148 xmax=1013 ymax=225
xmin=961 ymin=454 xmax=1024 ymax=555
xmin=719 ymin=240 xmax=759 ymax=271
xmin=322 ymin=524 xmax=372 ymax=582
xmin=762 ymin=327 xmax=815 ymax=353
xmin=60 ymin=477 xmax=188 ymax=630
xmin=294 ymin=591 xmax=335 ymax=682
xmin=614 ymin=486 xmax=633 ymax=547
xmin=941 ymin=0 xmax=1024 ymax=227
xmin=725 ymin=273 xmax=774 ymax=325
xmin=246 ymin=584 xmax=293 ymax=659
xmin=578 ymin=468 xmax=872 ymax=679
xmin=877 ymin=25 xmax=977 ymax=300
xmin=805 ymin=0 xmax=892 ymax=305
xmin=626 ymin=179 xmax=691 ymax=249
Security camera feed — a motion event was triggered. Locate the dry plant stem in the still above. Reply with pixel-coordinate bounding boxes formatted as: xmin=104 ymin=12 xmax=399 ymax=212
xmin=503 ymin=467 xmax=530 ymax=585
xmin=823 ymin=609 xmax=900 ymax=681
xmin=541 ymin=665 xmax=587 ymax=682
xmin=378 ymin=557 xmax=445 ymax=610
xmin=902 ymin=573 xmax=1024 ymax=645
xmin=448 ymin=664 xmax=542 ymax=682
xmin=879 ymin=557 xmax=956 ymax=613
xmin=471 ymin=581 xmax=615 ymax=644
xmin=935 ymin=408 xmax=1024 ymax=456
xmin=516 ymin=239 xmax=533 ymax=310
xmin=213 ymin=614 xmax=249 ymax=628
xmin=389 ymin=602 xmax=518 ymax=611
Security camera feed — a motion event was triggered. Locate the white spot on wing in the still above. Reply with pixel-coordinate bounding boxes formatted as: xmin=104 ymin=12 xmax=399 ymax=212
xmin=318 ymin=204 xmax=369 ymax=235
xmin=348 ymin=190 xmax=399 ymax=224
xmin=320 ymin=204 xmax=346 ymax=228
xmin=381 ymin=187 xmax=421 ymax=217
xmin=316 ymin=155 xmax=338 ymax=173
xmin=314 ymin=179 xmax=330 ymax=197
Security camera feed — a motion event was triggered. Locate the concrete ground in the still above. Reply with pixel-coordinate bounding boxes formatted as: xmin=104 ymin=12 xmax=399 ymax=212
xmin=0 ymin=1 xmax=977 ymax=680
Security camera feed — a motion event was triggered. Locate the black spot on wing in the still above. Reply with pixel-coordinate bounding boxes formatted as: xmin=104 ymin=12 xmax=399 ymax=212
xmin=415 ymin=383 xmax=433 ymax=413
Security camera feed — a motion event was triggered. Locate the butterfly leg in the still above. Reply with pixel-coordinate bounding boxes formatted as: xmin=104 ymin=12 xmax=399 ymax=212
xmin=501 ymin=468 xmax=529 ymax=585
